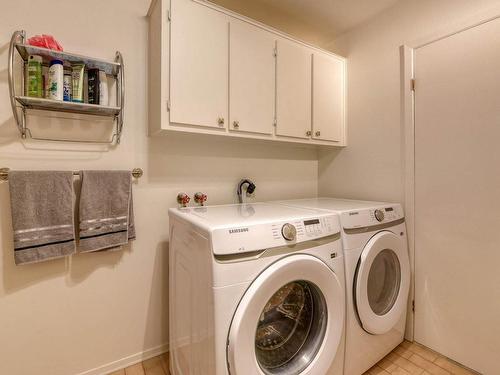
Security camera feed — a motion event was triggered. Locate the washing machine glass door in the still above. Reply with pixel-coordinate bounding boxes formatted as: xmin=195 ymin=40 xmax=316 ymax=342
xmin=227 ymin=254 xmax=345 ymax=375
xmin=355 ymin=231 xmax=410 ymax=335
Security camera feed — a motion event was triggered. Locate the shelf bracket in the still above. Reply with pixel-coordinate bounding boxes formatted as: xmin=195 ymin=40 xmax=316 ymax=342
xmin=8 ymin=30 xmax=26 ymax=138
xmin=115 ymin=50 xmax=125 ymax=144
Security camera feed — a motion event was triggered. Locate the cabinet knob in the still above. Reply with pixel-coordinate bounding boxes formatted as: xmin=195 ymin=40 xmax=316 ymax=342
xmin=315 ymin=131 xmax=321 ymax=136
xmin=233 ymin=121 xmax=239 ymax=129
xmin=218 ymin=117 xmax=225 ymax=126
xmin=306 ymin=130 xmax=312 ymax=136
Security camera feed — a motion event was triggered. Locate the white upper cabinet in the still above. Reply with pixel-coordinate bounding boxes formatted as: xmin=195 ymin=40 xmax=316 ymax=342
xmin=312 ymin=52 xmax=345 ymax=142
xmin=275 ymin=38 xmax=312 ymax=139
xmin=170 ymin=0 xmax=229 ymax=129
xmin=148 ymin=0 xmax=346 ymax=146
xmin=229 ymin=20 xmax=276 ymax=135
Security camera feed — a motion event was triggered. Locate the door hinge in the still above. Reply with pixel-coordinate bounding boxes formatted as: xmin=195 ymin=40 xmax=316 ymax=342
xmin=167 ymin=9 xmax=171 ymax=22
xmin=411 ymin=79 xmax=416 ymax=92
xmin=412 ymin=300 xmax=415 ymax=312
xmin=273 ymin=118 xmax=277 ymax=127
xmin=273 ymin=47 xmax=277 ymax=58
xmin=166 ymin=100 xmax=170 ymax=112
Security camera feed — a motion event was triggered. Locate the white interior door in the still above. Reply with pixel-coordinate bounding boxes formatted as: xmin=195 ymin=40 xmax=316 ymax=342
xmin=312 ymin=52 xmax=344 ymax=142
xmin=414 ymin=17 xmax=500 ymax=375
xmin=170 ymin=0 xmax=228 ymax=128
xmin=229 ymin=20 xmax=275 ymax=135
xmin=276 ymin=38 xmax=312 ymax=139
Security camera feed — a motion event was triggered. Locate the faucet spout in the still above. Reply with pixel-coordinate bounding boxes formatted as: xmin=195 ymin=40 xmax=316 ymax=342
xmin=237 ymin=179 xmax=256 ymax=204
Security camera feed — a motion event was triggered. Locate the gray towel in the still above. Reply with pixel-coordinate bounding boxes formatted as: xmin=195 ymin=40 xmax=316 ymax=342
xmin=8 ymin=171 xmax=76 ymax=265
xmin=128 ymin=191 xmax=136 ymax=241
xmin=78 ymin=171 xmax=135 ymax=252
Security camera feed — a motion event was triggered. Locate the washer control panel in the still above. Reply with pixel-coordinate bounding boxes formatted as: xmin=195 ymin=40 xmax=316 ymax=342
xmin=272 ymin=216 xmax=337 ymax=243
xmin=178 ymin=204 xmax=342 ymax=256
xmin=211 ymin=214 xmax=340 ymax=255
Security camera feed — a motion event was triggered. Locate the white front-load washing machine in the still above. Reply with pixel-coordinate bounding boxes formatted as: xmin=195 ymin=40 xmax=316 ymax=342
xmin=274 ymin=198 xmax=411 ymax=375
xmin=168 ymin=202 xmax=346 ymax=375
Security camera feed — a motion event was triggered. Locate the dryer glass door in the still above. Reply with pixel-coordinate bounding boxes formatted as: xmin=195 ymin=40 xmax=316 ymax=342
xmin=367 ymin=249 xmax=401 ymax=315
xmin=227 ymin=254 xmax=345 ymax=375
xmin=355 ymin=231 xmax=410 ymax=335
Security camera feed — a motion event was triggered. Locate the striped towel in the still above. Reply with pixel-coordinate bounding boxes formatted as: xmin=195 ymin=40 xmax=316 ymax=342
xmin=8 ymin=171 xmax=76 ymax=265
xmin=78 ymin=171 xmax=135 ymax=252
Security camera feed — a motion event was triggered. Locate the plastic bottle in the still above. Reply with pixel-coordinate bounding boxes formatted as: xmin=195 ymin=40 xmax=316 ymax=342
xmin=47 ymin=59 xmax=64 ymax=101
xmin=63 ymin=73 xmax=72 ymax=101
xmin=27 ymin=55 xmax=43 ymax=98
xmin=87 ymin=68 xmax=100 ymax=104
xmin=71 ymin=63 xmax=85 ymax=103
xmin=99 ymin=70 xmax=109 ymax=106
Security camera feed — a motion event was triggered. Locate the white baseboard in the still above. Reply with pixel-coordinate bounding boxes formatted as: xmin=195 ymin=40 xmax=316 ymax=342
xmin=75 ymin=343 xmax=169 ymax=375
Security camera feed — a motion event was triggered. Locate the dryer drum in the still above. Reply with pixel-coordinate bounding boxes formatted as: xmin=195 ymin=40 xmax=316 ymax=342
xmin=367 ymin=249 xmax=401 ymax=316
xmin=255 ymin=280 xmax=328 ymax=374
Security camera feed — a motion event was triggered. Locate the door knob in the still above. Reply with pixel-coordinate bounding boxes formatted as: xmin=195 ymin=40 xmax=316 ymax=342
xmin=217 ymin=117 xmax=225 ymax=126
xmin=233 ymin=121 xmax=240 ymax=129
xmin=315 ymin=131 xmax=321 ymax=136
xmin=306 ymin=130 xmax=312 ymax=136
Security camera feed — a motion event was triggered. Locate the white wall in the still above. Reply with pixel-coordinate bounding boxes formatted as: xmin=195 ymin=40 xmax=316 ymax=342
xmin=319 ymin=0 xmax=500 ymax=203
xmin=0 ymin=1 xmax=318 ymax=374
xmin=317 ymin=0 xmax=500 ymax=349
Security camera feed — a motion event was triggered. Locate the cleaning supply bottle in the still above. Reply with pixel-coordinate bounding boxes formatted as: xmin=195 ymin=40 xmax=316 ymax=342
xmin=87 ymin=68 xmax=100 ymax=104
xmin=63 ymin=73 xmax=72 ymax=101
xmin=26 ymin=55 xmax=43 ymax=98
xmin=98 ymin=70 xmax=109 ymax=106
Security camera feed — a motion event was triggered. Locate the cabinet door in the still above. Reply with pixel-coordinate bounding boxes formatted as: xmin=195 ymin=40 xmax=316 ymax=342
xmin=312 ymin=52 xmax=345 ymax=142
xmin=276 ymin=39 xmax=312 ymax=139
xmin=229 ymin=20 xmax=275 ymax=135
xmin=170 ymin=0 xmax=228 ymax=128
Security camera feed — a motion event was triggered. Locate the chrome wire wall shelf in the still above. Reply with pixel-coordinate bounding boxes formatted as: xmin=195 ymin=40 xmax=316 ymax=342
xmin=14 ymin=96 xmax=121 ymax=116
xmin=8 ymin=30 xmax=125 ymax=144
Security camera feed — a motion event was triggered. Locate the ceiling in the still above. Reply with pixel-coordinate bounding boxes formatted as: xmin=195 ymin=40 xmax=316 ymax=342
xmin=210 ymin=0 xmax=400 ymax=44
xmin=263 ymin=0 xmax=400 ymax=36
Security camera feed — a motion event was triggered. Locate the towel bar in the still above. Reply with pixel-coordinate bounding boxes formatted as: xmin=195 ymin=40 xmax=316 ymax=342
xmin=0 ymin=167 xmax=143 ymax=181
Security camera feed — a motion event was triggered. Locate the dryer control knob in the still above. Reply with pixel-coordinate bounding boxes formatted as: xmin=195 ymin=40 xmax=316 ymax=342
xmin=281 ymin=223 xmax=297 ymax=241
xmin=374 ymin=209 xmax=385 ymax=222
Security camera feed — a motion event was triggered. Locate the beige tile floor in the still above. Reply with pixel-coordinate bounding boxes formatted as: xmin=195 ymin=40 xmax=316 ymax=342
xmin=364 ymin=341 xmax=478 ymax=375
xmin=108 ymin=341 xmax=477 ymax=375
xmin=108 ymin=353 xmax=169 ymax=375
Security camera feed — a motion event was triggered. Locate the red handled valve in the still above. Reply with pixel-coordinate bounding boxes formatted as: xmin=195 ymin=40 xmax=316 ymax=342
xmin=177 ymin=193 xmax=191 ymax=207
xmin=194 ymin=192 xmax=208 ymax=206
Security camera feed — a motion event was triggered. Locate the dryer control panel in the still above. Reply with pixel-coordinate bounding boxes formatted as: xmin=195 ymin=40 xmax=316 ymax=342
xmin=341 ymin=204 xmax=404 ymax=231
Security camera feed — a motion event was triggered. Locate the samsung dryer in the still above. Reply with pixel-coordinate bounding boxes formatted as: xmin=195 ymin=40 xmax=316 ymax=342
xmin=275 ymin=198 xmax=410 ymax=375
